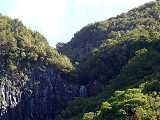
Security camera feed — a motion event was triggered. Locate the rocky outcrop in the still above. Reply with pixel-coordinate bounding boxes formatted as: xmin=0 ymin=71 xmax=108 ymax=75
xmin=0 ymin=15 xmax=78 ymax=120
xmin=0 ymin=67 xmax=79 ymax=120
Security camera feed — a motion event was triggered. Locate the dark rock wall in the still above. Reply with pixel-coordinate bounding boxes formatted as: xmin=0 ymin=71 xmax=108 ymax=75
xmin=0 ymin=67 xmax=79 ymax=120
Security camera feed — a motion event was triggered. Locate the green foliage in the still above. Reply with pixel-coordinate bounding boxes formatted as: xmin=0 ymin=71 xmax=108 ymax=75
xmin=112 ymin=50 xmax=160 ymax=89
xmin=81 ymin=84 xmax=160 ymax=120
xmin=8 ymin=63 xmax=17 ymax=71
xmin=0 ymin=15 xmax=74 ymax=74
xmin=142 ymin=80 xmax=160 ymax=93
xmin=59 ymin=1 xmax=160 ymax=63
xmin=82 ymin=112 xmax=95 ymax=120
xmin=1 ymin=1 xmax=160 ymax=120
xmin=100 ymin=101 xmax=111 ymax=111
xmin=57 ymin=1 xmax=160 ymax=120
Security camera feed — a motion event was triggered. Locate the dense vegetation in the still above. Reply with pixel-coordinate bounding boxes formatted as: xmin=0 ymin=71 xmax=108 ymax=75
xmin=0 ymin=15 xmax=74 ymax=107
xmin=81 ymin=81 xmax=160 ymax=120
xmin=58 ymin=0 xmax=160 ymax=63
xmin=0 ymin=15 xmax=74 ymax=73
xmin=1 ymin=1 xmax=160 ymax=120
xmin=56 ymin=1 xmax=160 ymax=120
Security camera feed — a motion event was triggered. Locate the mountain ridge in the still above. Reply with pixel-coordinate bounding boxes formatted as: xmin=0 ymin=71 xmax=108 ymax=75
xmin=57 ymin=0 xmax=160 ymax=62
xmin=56 ymin=1 xmax=160 ymax=120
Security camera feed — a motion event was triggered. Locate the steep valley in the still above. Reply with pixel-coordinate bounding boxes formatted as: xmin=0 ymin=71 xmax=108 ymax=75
xmin=0 ymin=1 xmax=160 ymax=120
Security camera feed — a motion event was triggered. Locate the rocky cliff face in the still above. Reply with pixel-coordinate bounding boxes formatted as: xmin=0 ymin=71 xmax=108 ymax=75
xmin=0 ymin=67 xmax=79 ymax=120
xmin=0 ymin=15 xmax=79 ymax=120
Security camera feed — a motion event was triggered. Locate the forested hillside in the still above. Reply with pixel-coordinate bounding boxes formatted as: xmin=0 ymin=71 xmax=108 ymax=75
xmin=0 ymin=15 xmax=77 ymax=120
xmin=56 ymin=1 xmax=160 ymax=120
xmin=58 ymin=0 xmax=160 ymax=63
xmin=0 ymin=1 xmax=160 ymax=120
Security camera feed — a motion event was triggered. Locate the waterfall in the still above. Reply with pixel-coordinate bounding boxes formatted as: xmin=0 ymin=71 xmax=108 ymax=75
xmin=79 ymin=85 xmax=87 ymax=97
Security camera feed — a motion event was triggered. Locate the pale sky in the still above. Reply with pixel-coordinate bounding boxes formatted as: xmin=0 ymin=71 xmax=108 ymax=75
xmin=0 ymin=0 xmax=154 ymax=46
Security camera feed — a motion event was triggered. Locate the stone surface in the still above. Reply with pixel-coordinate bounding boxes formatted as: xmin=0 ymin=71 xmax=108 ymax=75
xmin=0 ymin=67 xmax=79 ymax=120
